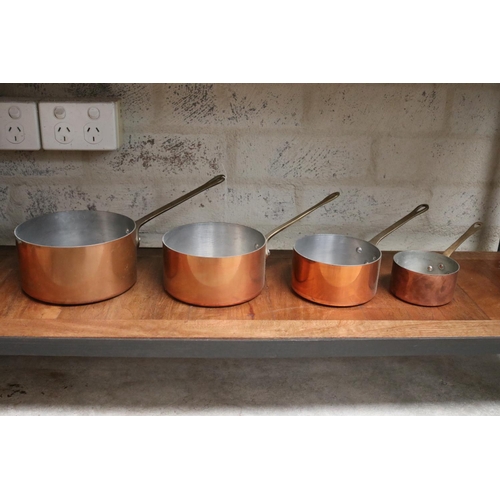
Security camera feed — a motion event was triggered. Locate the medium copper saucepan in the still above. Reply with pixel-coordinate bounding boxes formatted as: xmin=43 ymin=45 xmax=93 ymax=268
xmin=14 ymin=175 xmax=226 ymax=305
xmin=162 ymin=192 xmax=340 ymax=307
xmin=291 ymin=204 xmax=429 ymax=306
xmin=390 ymin=221 xmax=482 ymax=306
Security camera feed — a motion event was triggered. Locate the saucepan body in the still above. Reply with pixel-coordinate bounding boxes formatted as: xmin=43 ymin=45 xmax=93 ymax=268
xmin=292 ymin=234 xmax=382 ymax=306
xmin=15 ymin=211 xmax=138 ymax=305
xmin=163 ymin=222 xmax=268 ymax=307
xmin=390 ymin=251 xmax=459 ymax=306
xmin=390 ymin=222 xmax=482 ymax=306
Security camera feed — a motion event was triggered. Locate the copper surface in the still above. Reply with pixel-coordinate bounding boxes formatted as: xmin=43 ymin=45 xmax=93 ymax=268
xmin=16 ymin=232 xmax=138 ymax=305
xmin=163 ymin=245 xmax=267 ymax=307
xmin=290 ymin=204 xmax=429 ymax=307
xmin=390 ymin=260 xmax=458 ymax=306
xmin=291 ymin=251 xmax=382 ymax=306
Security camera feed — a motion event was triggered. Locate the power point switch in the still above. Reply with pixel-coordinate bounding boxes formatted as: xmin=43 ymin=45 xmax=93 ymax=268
xmin=54 ymin=106 xmax=66 ymax=119
xmin=88 ymin=107 xmax=100 ymax=119
xmin=8 ymin=106 xmax=21 ymax=119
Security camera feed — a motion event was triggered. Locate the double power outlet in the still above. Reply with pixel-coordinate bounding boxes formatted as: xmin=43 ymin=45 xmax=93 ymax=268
xmin=38 ymin=101 xmax=121 ymax=150
xmin=0 ymin=99 xmax=121 ymax=150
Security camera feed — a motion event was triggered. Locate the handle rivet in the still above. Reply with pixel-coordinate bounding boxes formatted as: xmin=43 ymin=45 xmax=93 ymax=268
xmin=356 ymin=247 xmax=363 ymax=254
xmin=438 ymin=264 xmax=445 ymax=270
xmin=427 ymin=265 xmax=433 ymax=272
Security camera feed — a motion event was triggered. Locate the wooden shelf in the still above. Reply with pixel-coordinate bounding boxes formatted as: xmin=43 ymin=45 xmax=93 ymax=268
xmin=2 ymin=246 xmax=500 ymax=357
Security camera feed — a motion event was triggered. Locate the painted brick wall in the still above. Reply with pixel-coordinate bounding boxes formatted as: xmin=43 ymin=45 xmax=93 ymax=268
xmin=0 ymin=83 xmax=499 ymax=251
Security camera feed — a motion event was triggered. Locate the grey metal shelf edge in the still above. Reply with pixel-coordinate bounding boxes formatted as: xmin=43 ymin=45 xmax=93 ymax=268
xmin=2 ymin=337 xmax=500 ymax=358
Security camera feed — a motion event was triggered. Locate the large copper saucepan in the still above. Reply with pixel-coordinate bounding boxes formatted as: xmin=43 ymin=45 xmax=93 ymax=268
xmin=162 ymin=192 xmax=340 ymax=307
xmin=390 ymin=221 xmax=482 ymax=306
xmin=14 ymin=175 xmax=226 ymax=305
xmin=291 ymin=204 xmax=429 ymax=306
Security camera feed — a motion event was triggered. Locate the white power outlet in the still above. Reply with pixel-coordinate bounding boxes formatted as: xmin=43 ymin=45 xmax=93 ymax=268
xmin=54 ymin=122 xmax=74 ymax=144
xmin=38 ymin=100 xmax=122 ymax=150
xmin=0 ymin=100 xmax=41 ymax=150
xmin=83 ymin=123 xmax=103 ymax=144
xmin=5 ymin=123 xmax=26 ymax=144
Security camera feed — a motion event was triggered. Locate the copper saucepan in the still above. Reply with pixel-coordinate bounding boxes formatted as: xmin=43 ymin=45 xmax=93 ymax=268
xmin=162 ymin=192 xmax=340 ymax=307
xmin=14 ymin=175 xmax=226 ymax=305
xmin=390 ymin=221 xmax=482 ymax=306
xmin=291 ymin=204 xmax=429 ymax=306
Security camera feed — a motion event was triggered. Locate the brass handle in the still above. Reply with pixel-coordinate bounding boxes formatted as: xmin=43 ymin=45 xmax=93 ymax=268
xmin=442 ymin=222 xmax=482 ymax=258
xmin=135 ymin=174 xmax=226 ymax=229
xmin=368 ymin=203 xmax=429 ymax=246
xmin=265 ymin=192 xmax=340 ymax=242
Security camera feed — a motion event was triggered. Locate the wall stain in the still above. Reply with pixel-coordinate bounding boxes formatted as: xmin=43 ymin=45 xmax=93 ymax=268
xmin=172 ymin=84 xmax=217 ymax=124
xmin=109 ymin=135 xmax=220 ymax=175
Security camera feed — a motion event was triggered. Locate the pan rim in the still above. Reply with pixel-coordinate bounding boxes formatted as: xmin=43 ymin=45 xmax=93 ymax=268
xmin=14 ymin=210 xmax=137 ymax=248
xmin=393 ymin=250 xmax=461 ymax=276
xmin=293 ymin=233 xmax=382 ymax=267
xmin=162 ymin=221 xmax=267 ymax=259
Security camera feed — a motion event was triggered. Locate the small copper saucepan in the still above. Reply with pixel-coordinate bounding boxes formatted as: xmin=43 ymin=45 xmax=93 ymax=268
xmin=292 ymin=204 xmax=429 ymax=306
xmin=162 ymin=192 xmax=340 ymax=307
xmin=390 ymin=221 xmax=482 ymax=306
xmin=14 ymin=175 xmax=226 ymax=305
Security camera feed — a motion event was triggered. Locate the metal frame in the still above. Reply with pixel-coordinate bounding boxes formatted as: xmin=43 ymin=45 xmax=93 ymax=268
xmin=1 ymin=337 xmax=500 ymax=357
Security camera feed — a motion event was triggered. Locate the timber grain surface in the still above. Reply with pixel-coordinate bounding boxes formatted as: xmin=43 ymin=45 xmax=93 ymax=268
xmin=1 ymin=247 xmax=500 ymax=340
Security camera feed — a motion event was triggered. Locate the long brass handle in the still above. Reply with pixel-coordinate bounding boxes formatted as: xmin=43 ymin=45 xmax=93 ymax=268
xmin=265 ymin=192 xmax=340 ymax=242
xmin=442 ymin=222 xmax=483 ymax=258
xmin=368 ymin=204 xmax=429 ymax=246
xmin=135 ymin=174 xmax=226 ymax=229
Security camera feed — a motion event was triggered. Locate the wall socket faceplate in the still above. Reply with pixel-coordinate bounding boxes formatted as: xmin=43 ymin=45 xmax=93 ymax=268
xmin=38 ymin=101 xmax=122 ymax=150
xmin=0 ymin=100 xmax=41 ymax=150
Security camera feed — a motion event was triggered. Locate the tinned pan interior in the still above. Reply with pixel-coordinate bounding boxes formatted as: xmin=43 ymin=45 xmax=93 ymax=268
xmin=393 ymin=251 xmax=460 ymax=275
xmin=294 ymin=234 xmax=382 ymax=266
xmin=15 ymin=210 xmax=136 ymax=247
xmin=162 ymin=222 xmax=267 ymax=258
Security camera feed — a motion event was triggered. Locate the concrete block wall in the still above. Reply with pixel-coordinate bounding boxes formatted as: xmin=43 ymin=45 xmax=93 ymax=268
xmin=0 ymin=83 xmax=499 ymax=251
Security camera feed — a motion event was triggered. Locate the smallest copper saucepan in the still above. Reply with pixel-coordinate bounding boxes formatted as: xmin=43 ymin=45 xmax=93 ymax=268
xmin=390 ymin=221 xmax=483 ymax=306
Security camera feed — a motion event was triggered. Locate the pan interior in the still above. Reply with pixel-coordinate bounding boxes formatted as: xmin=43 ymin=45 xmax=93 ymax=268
xmin=163 ymin=222 xmax=266 ymax=258
xmin=394 ymin=251 xmax=459 ymax=275
xmin=15 ymin=211 xmax=136 ymax=247
xmin=294 ymin=234 xmax=381 ymax=266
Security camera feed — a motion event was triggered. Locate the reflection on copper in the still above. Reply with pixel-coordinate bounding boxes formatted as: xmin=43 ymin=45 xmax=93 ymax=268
xmin=163 ymin=246 xmax=267 ymax=307
xmin=16 ymin=233 xmax=137 ymax=305
xmin=390 ymin=260 xmax=458 ymax=306
xmin=292 ymin=251 xmax=381 ymax=306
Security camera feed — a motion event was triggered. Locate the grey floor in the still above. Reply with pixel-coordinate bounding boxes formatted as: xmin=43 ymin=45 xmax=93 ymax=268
xmin=1 ymin=355 xmax=500 ymax=415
